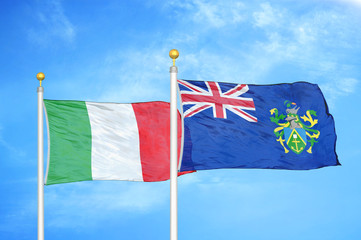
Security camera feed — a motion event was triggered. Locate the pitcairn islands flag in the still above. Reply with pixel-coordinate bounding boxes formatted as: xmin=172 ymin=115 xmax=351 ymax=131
xmin=177 ymin=79 xmax=340 ymax=172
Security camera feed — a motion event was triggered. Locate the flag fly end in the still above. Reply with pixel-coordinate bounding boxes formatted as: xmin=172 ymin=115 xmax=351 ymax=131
xmin=169 ymin=49 xmax=179 ymax=240
xmin=37 ymin=72 xmax=45 ymax=87
xmin=169 ymin=49 xmax=179 ymax=66
xmin=37 ymin=72 xmax=45 ymax=240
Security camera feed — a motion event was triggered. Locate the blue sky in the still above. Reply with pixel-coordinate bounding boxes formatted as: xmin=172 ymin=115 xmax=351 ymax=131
xmin=1 ymin=0 xmax=361 ymax=239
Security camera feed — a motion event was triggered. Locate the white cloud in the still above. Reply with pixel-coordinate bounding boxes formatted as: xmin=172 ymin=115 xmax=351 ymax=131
xmin=127 ymin=1 xmax=360 ymax=94
xmin=27 ymin=0 xmax=75 ymax=45
xmin=94 ymin=48 xmax=171 ymax=103
xmin=339 ymin=78 xmax=358 ymax=93
xmin=165 ymin=0 xmax=246 ymax=28
xmin=245 ymin=3 xmax=361 ymax=86
xmin=253 ymin=2 xmax=283 ymax=27
xmin=320 ymin=78 xmax=358 ymax=108
xmin=45 ymin=1 xmax=360 ymax=108
xmin=332 ymin=0 xmax=361 ymax=7
xmin=321 ymin=77 xmax=358 ymax=94
xmin=293 ymin=26 xmax=316 ymax=45
xmin=192 ymin=0 xmax=245 ymax=27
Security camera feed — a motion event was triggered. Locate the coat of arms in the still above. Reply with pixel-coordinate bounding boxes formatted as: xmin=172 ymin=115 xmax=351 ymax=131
xmin=270 ymin=101 xmax=320 ymax=154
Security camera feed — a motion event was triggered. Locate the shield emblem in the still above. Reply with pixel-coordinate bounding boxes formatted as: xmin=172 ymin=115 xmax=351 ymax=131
xmin=283 ymin=127 xmax=307 ymax=154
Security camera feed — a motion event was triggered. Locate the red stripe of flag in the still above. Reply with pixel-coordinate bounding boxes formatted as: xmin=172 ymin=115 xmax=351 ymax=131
xmin=132 ymin=102 xmax=191 ymax=182
xmin=224 ymin=84 xmax=247 ymax=96
xmin=233 ymin=108 xmax=258 ymax=122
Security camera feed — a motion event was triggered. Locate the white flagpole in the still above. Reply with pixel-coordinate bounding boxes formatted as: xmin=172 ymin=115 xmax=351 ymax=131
xmin=37 ymin=72 xmax=45 ymax=240
xmin=169 ymin=49 xmax=179 ymax=240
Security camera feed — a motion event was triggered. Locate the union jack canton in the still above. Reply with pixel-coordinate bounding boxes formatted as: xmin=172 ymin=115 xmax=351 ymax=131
xmin=177 ymin=79 xmax=257 ymax=122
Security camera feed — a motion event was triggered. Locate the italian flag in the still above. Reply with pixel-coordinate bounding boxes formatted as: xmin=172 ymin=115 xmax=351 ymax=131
xmin=44 ymin=100 xmax=183 ymax=185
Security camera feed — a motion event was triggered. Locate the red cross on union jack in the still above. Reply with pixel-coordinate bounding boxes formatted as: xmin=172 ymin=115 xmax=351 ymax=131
xmin=178 ymin=79 xmax=257 ymax=122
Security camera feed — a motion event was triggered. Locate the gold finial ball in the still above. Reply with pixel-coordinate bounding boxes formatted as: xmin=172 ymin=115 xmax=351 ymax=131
xmin=36 ymin=72 xmax=45 ymax=81
xmin=169 ymin=49 xmax=179 ymax=60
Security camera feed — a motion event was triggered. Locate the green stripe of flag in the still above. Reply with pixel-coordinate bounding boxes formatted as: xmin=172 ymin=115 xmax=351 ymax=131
xmin=44 ymin=100 xmax=92 ymax=185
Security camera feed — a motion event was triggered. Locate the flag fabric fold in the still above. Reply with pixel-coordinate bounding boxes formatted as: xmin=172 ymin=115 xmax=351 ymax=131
xmin=44 ymin=100 xmax=184 ymax=185
xmin=178 ymin=79 xmax=339 ymax=172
